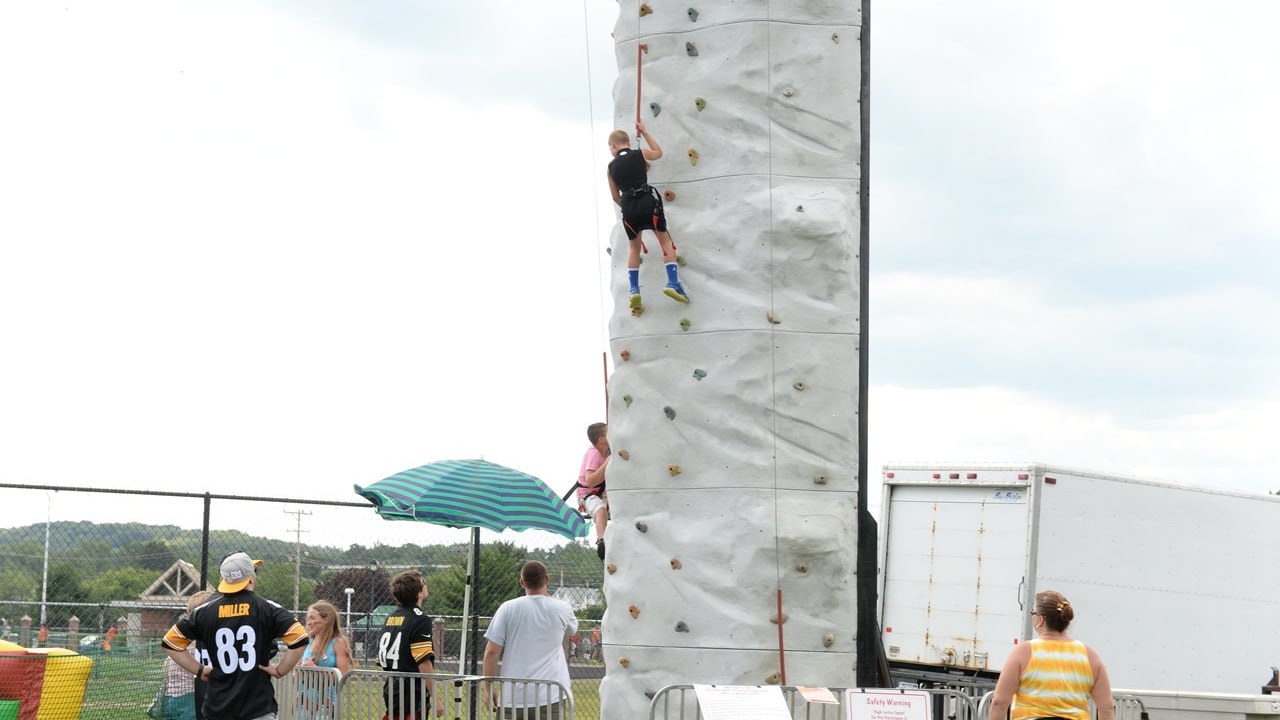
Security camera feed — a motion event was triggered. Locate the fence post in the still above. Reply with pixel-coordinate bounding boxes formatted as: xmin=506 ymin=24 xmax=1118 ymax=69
xmin=19 ymin=616 xmax=31 ymax=648
xmin=68 ymin=616 xmax=80 ymax=650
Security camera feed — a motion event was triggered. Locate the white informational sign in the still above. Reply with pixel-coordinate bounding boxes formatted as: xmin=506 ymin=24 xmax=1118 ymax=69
xmin=846 ymin=689 xmax=932 ymax=720
xmin=694 ymin=684 xmax=793 ymax=720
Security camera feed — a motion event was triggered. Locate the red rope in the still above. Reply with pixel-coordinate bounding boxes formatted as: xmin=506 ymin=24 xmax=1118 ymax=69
xmin=635 ymin=44 xmax=648 ymax=136
xmin=776 ymin=588 xmax=787 ymax=685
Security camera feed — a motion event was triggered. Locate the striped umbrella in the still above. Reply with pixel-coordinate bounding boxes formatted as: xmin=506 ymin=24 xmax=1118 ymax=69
xmin=354 ymin=459 xmax=587 ymax=540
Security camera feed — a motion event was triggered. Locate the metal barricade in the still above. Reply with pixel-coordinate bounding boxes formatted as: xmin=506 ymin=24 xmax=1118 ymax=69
xmin=649 ymin=685 xmax=979 ymax=720
xmin=274 ymin=666 xmax=343 ymax=720
xmin=338 ymin=669 xmax=572 ymax=720
xmin=977 ymin=690 xmax=1147 ymax=720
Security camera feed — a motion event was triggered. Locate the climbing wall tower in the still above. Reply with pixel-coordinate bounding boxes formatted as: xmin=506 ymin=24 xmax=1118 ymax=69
xmin=600 ymin=1 xmax=868 ymax=717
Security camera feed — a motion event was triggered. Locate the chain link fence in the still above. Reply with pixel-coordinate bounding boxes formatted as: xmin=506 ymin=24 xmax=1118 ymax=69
xmin=0 ymin=483 xmax=605 ymax=720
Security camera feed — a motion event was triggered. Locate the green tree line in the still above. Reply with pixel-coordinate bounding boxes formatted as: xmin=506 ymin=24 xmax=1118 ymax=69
xmin=0 ymin=522 xmax=604 ymax=627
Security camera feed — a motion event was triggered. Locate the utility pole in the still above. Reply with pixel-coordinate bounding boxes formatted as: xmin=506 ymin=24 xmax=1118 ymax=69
xmin=284 ymin=508 xmax=311 ymax=611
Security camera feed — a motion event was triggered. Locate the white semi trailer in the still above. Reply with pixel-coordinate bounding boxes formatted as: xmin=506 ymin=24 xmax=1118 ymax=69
xmin=877 ymin=463 xmax=1280 ymax=694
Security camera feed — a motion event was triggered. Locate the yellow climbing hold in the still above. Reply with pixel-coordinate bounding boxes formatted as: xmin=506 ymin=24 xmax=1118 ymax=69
xmin=639 ymin=3 xmax=652 ymax=16
xmin=767 ymin=310 xmax=782 ymax=324
xmin=668 ymin=464 xmax=682 ymax=477
xmin=687 ymin=148 xmax=699 ymax=166
xmin=607 ymin=562 xmax=617 ymax=574
xmin=619 ymin=656 xmax=631 ymax=668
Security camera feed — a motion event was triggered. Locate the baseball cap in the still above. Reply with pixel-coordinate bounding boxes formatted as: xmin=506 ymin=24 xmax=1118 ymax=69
xmin=219 ymin=552 xmax=263 ymax=593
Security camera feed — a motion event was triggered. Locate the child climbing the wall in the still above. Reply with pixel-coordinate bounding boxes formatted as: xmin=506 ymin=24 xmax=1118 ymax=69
xmin=576 ymin=422 xmax=610 ymax=560
xmin=607 ymin=120 xmax=688 ymax=315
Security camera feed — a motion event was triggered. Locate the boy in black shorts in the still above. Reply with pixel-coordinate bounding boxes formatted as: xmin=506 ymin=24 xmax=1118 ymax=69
xmin=607 ymin=120 xmax=688 ymax=315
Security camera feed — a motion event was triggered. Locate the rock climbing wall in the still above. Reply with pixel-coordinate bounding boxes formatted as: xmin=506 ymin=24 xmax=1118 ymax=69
xmin=600 ymin=1 xmax=864 ymax=717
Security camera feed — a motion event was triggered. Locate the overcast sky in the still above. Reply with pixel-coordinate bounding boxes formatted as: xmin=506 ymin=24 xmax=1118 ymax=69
xmin=2 ymin=1 xmax=1277 ymax=548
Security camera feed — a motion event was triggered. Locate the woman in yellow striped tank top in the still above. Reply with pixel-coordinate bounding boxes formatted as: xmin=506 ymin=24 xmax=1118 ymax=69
xmin=989 ymin=590 xmax=1115 ymax=720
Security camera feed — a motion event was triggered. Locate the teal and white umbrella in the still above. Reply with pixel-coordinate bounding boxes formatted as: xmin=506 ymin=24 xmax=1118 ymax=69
xmin=355 ymin=458 xmax=588 ymax=677
xmin=354 ymin=458 xmax=587 ymax=540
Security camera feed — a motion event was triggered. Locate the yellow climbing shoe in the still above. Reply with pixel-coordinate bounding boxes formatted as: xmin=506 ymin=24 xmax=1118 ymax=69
xmin=663 ymin=283 xmax=690 ymax=303
xmin=630 ymin=293 xmax=643 ymax=316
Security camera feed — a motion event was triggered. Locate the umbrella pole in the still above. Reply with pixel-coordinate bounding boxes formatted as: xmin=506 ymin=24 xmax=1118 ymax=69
xmin=458 ymin=528 xmax=476 ymax=674
xmin=468 ymin=526 xmax=481 ymax=674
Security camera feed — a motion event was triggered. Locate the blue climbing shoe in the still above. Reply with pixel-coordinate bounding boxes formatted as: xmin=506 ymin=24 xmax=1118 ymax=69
xmin=630 ymin=293 xmax=644 ymax=316
xmin=663 ymin=282 xmax=690 ymax=303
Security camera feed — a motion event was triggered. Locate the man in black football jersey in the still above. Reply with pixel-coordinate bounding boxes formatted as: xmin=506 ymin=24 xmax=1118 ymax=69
xmin=377 ymin=569 xmax=444 ymax=719
xmin=162 ymin=553 xmax=308 ymax=720
xmin=607 ymin=119 xmax=689 ymax=316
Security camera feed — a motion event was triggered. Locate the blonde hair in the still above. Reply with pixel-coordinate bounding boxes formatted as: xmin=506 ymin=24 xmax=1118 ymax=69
xmin=608 ymin=129 xmax=630 ymax=147
xmin=187 ymin=590 xmax=214 ymax=615
xmin=306 ymin=601 xmax=353 ymax=667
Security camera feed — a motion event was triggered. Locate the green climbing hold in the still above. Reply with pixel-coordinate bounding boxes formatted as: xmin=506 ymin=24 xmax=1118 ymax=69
xmin=693 ymin=369 xmax=707 ymax=381
xmin=695 ymin=97 xmax=706 ymax=111
xmin=623 ymin=394 xmax=633 ymax=407
xmin=679 ymin=318 xmax=691 ymax=331
xmin=685 ymin=42 xmax=698 ymax=57
xmin=663 ymin=406 xmax=676 ymax=420
xmin=649 ymin=102 xmax=661 ymax=117
xmin=687 ymin=8 xmax=698 ymax=21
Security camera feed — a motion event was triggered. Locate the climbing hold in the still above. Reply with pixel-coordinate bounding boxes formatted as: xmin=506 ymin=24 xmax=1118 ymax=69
xmin=606 ymin=246 xmax=612 ymax=255
xmin=629 ymin=605 xmax=640 ymax=619
xmin=607 ymin=562 xmax=617 ymax=574
xmin=694 ymin=97 xmax=706 ymax=111
xmin=765 ymin=671 xmax=781 ymax=685
xmin=632 ymin=303 xmax=644 ymax=317
xmin=687 ymin=7 xmax=698 ymax=21
xmin=793 ymin=381 xmax=806 ymax=391
xmin=649 ymin=102 xmax=661 ymax=117
xmin=670 ymin=557 xmax=683 ymax=570
xmin=668 ymin=464 xmax=682 ymax=477
xmin=771 ymin=612 xmax=789 ymax=625
xmin=823 ymin=633 xmax=836 ymax=648
xmin=692 ymin=368 xmax=706 ymax=381
xmin=767 ymin=311 xmax=782 ymax=324
xmin=639 ymin=3 xmax=652 ymax=16
xmin=679 ymin=318 xmax=691 ymax=331
xmin=663 ymin=405 xmax=676 ymax=420
xmin=619 ymin=656 xmax=631 ymax=668
xmin=645 ymin=691 xmax=656 ymax=700
xmin=782 ymin=87 xmax=795 ymax=98
xmin=685 ymin=42 xmax=698 ymax=57
xmin=663 ymin=189 xmax=676 ymax=202
xmin=623 ymin=394 xmax=633 ymax=407
xmin=675 ymin=254 xmax=687 ymax=267
xmin=814 ymin=474 xmax=829 ymax=485
xmin=796 ymin=563 xmax=808 ymax=573
xmin=617 ymin=449 xmax=630 ymax=460
xmin=620 ymin=349 xmax=631 ymax=361
xmin=687 ymin=148 xmax=699 ymax=166
xmin=635 ymin=521 xmax=648 ymax=533
xmin=675 ymin=621 xmax=689 ymax=633
xmin=796 ymin=204 xmax=805 ymax=212
xmin=832 ymin=32 xmax=841 ymax=43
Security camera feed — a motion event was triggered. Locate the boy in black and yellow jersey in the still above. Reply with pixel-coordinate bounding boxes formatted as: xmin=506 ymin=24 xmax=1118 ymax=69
xmin=162 ymin=553 xmax=308 ymax=720
xmin=377 ymin=569 xmax=444 ymax=719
